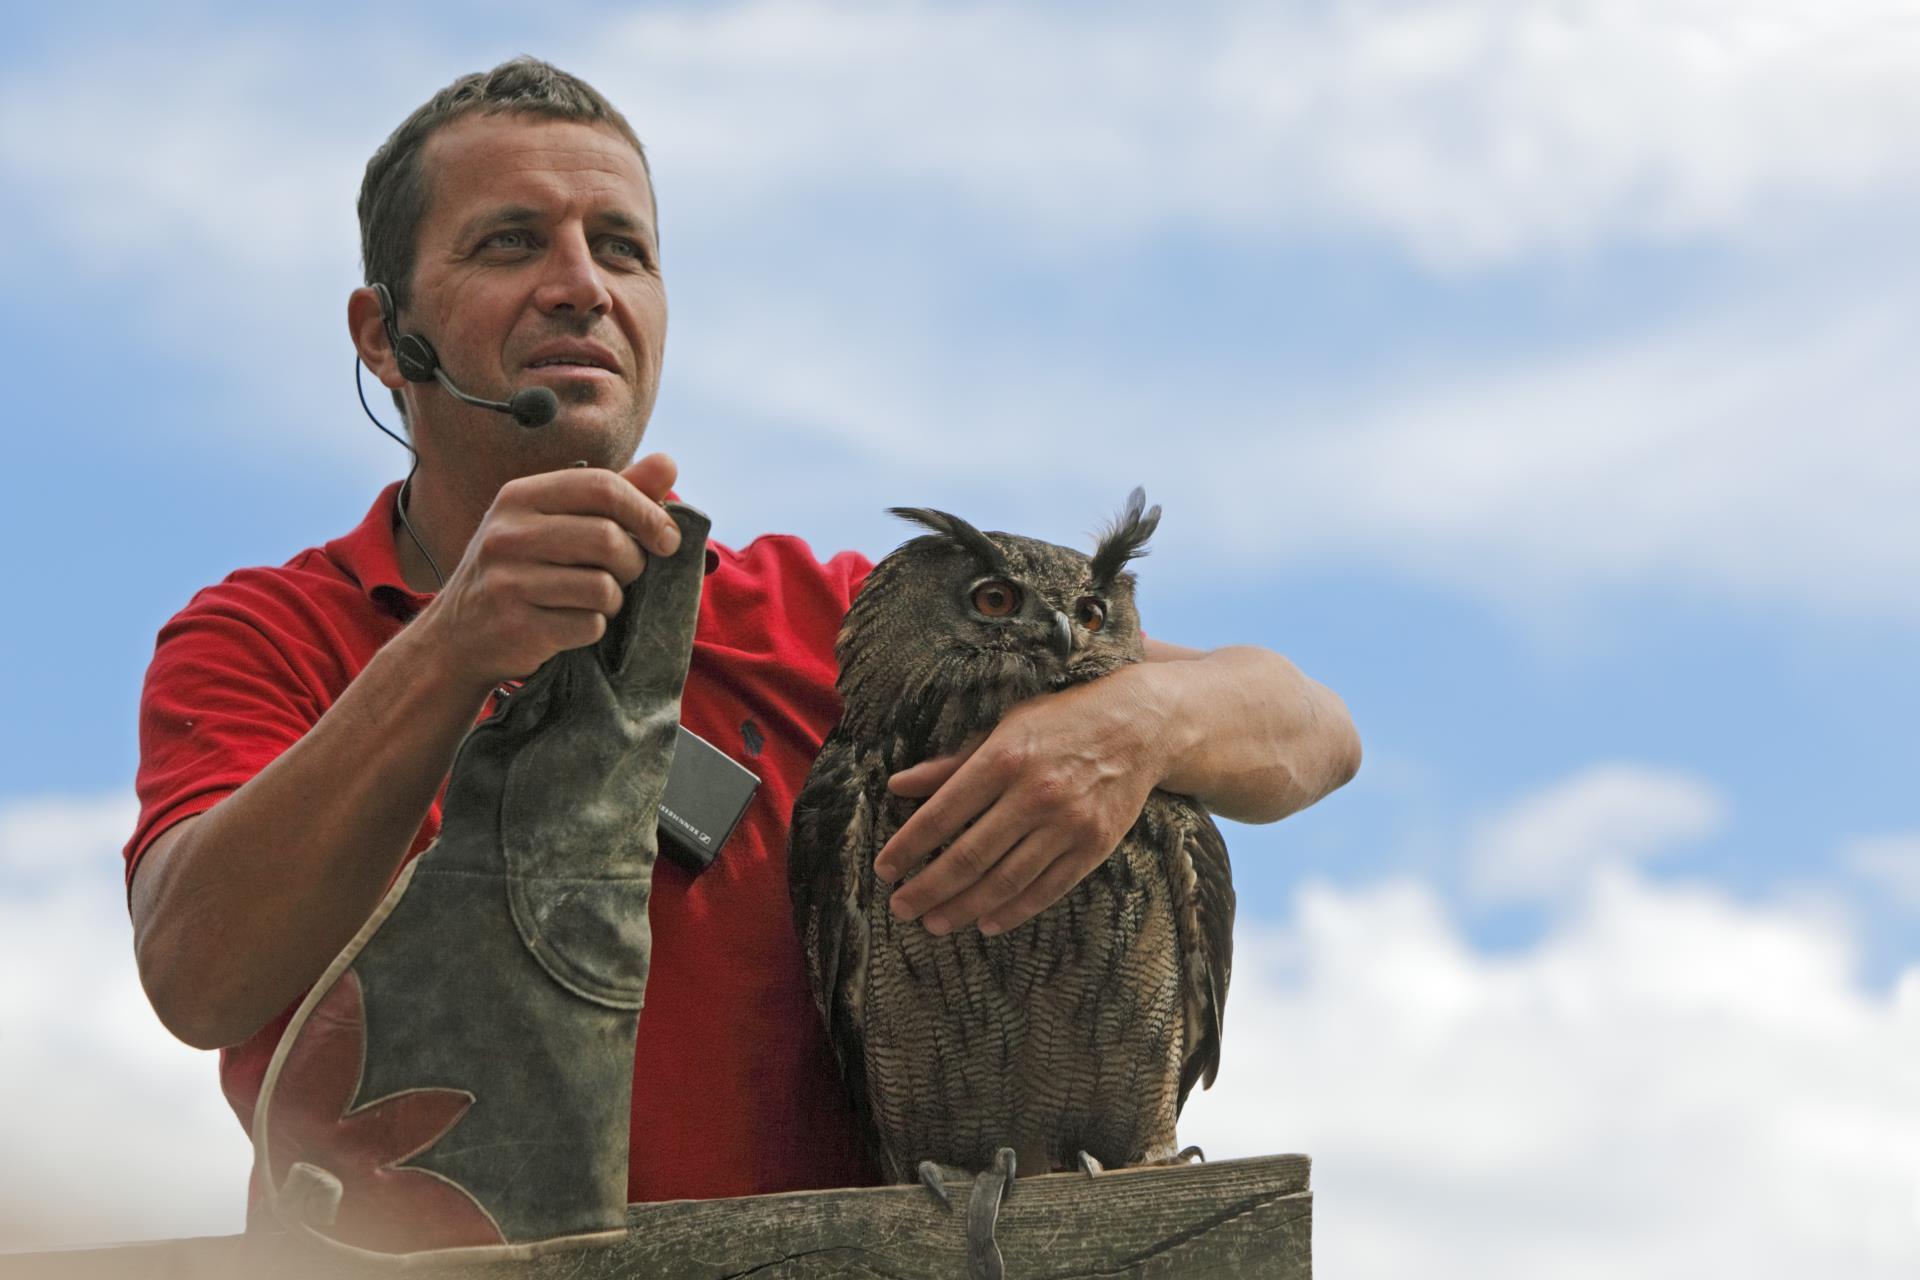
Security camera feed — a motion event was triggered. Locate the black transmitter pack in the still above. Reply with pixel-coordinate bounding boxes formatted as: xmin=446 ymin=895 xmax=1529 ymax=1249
xmin=656 ymin=725 xmax=761 ymax=873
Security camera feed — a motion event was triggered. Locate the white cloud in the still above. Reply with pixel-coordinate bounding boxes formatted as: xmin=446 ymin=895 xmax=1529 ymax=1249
xmin=1216 ymin=291 xmax=1920 ymax=621
xmin=0 ymin=40 xmax=363 ymax=274
xmin=2 ymin=4 xmax=1916 ymax=619
xmin=9 ymin=2 xmax=1918 ymax=275
xmin=1847 ymin=833 xmax=1920 ymax=910
xmin=0 ymin=794 xmax=252 ymax=1252
xmin=667 ymin=262 xmax=1920 ymax=627
xmin=0 ymin=41 xmax=386 ymax=475
xmin=1468 ymin=764 xmax=1724 ymax=900
xmin=1182 ymin=871 xmax=1920 ymax=1279
xmin=0 ymin=794 xmax=138 ymax=881
xmin=587 ymin=0 xmax=1920 ymax=266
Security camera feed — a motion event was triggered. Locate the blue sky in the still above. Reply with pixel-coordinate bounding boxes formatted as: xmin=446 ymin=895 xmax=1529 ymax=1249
xmin=2 ymin=2 xmax=1916 ymax=1273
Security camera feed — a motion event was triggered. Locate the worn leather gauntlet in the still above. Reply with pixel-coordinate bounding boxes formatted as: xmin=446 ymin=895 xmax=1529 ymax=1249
xmin=251 ymin=502 xmax=711 ymax=1264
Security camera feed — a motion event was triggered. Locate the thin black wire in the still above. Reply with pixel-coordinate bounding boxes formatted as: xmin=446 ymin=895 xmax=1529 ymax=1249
xmin=355 ymin=356 xmax=445 ymax=589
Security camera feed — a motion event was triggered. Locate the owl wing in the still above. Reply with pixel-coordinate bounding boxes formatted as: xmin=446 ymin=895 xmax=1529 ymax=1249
xmin=1161 ymin=796 xmax=1236 ymax=1112
xmin=787 ymin=728 xmax=887 ymax=1163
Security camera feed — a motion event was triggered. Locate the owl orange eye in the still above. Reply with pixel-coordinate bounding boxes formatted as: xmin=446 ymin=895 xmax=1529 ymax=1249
xmin=1076 ymin=598 xmax=1106 ymax=632
xmin=971 ymin=580 xmax=1021 ymax=617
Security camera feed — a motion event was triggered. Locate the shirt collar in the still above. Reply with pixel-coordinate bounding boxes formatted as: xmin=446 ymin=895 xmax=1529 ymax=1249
xmin=323 ymin=480 xmax=434 ymax=620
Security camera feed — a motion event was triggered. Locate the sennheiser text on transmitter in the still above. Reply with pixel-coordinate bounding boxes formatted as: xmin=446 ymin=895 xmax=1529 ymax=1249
xmin=657 ymin=726 xmax=759 ymax=873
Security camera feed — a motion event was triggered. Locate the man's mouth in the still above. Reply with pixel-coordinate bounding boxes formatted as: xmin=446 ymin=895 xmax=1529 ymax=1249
xmin=524 ymin=343 xmax=621 ymax=374
xmin=528 ymin=357 xmax=612 ymax=371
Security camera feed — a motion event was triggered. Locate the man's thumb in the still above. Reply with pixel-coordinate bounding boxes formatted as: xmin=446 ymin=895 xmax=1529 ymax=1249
xmin=622 ymin=452 xmax=678 ymax=502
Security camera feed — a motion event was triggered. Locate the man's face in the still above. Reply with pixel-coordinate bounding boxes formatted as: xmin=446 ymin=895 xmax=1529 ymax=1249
xmin=403 ymin=114 xmax=665 ymax=469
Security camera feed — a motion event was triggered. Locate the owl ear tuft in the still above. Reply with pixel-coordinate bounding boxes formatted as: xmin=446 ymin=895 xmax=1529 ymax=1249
xmin=1089 ymin=487 xmax=1161 ymax=589
xmin=888 ymin=507 xmax=1010 ymax=575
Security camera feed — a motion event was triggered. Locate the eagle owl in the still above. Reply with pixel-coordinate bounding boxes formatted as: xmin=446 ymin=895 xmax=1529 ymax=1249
xmin=789 ymin=489 xmax=1235 ymax=1216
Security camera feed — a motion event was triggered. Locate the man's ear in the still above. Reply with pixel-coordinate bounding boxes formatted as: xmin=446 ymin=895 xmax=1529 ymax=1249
xmin=348 ymin=286 xmax=406 ymax=390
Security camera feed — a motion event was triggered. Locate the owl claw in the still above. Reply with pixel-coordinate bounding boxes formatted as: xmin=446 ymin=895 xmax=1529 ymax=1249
xmin=1177 ymin=1144 xmax=1206 ymax=1164
xmin=1077 ymin=1150 xmax=1104 ymax=1177
xmin=966 ymin=1147 xmax=1016 ymax=1280
xmin=918 ymin=1160 xmax=953 ymax=1211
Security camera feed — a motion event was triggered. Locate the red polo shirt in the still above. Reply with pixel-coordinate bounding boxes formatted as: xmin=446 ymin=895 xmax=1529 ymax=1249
xmin=126 ymin=482 xmax=879 ymax=1203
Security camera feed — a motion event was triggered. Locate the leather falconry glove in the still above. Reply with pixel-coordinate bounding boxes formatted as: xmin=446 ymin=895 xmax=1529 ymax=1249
xmin=251 ymin=502 xmax=711 ymax=1264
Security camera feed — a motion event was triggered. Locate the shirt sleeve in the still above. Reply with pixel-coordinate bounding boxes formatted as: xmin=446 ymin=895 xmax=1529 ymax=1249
xmin=822 ymin=548 xmax=874 ymax=614
xmin=123 ymin=581 xmax=329 ymax=888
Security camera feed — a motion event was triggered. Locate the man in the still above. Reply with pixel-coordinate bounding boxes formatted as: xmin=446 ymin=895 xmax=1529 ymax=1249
xmin=126 ymin=58 xmax=1360 ymax=1208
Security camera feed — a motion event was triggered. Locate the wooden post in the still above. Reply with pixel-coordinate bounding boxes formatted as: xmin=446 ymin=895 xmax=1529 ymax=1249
xmin=2 ymin=1153 xmax=1310 ymax=1279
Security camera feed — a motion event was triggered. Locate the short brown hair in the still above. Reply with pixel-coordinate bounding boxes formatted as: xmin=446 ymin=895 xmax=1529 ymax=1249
xmin=358 ymin=56 xmax=653 ymax=310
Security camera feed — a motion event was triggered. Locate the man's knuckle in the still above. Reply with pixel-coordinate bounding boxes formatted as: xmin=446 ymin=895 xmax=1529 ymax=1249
xmin=1064 ymin=801 xmax=1102 ymax=831
xmin=953 ymin=842 xmax=995 ymax=876
xmin=1030 ymin=772 xmax=1073 ymax=808
xmin=596 ymin=519 xmax=632 ymax=560
xmin=995 ymin=742 xmax=1034 ymax=776
xmin=585 ymin=468 xmax=623 ymax=504
xmin=485 ymin=520 xmax=537 ymax=562
xmin=611 ymin=541 xmax=648 ymax=584
xmin=479 ymin=562 xmax=521 ymax=600
xmin=596 ymin=573 xmax=625 ymax=614
xmin=474 ymin=526 xmax=509 ymax=560
xmin=985 ymin=866 xmax=1027 ymax=898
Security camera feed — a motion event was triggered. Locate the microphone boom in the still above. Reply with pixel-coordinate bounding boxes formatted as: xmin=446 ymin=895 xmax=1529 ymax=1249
xmin=430 ymin=367 xmax=559 ymax=428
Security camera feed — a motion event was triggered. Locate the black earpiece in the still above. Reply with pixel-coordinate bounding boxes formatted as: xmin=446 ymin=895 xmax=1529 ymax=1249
xmin=372 ymin=281 xmax=442 ymax=384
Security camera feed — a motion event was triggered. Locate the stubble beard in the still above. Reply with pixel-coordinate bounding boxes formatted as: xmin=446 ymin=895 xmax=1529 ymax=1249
xmin=519 ymin=379 xmax=653 ymax=472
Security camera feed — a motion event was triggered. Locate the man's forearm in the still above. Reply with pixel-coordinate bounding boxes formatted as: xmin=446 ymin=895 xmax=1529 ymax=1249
xmin=132 ymin=619 xmax=492 ymax=1050
xmin=133 ymin=460 xmax=684 ymax=1051
xmin=1135 ymin=643 xmax=1360 ymax=824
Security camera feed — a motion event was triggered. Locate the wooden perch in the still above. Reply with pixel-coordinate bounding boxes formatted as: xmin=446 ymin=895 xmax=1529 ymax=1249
xmin=5 ymin=1152 xmax=1310 ymax=1279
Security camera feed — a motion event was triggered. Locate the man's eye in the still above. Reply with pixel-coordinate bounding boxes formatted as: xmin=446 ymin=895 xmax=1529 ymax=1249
xmin=483 ymin=230 xmax=534 ymax=251
xmin=600 ymin=237 xmax=651 ymax=266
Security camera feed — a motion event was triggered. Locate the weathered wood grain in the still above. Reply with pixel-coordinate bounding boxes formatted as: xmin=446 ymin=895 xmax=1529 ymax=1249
xmin=1 ymin=1153 xmax=1310 ymax=1280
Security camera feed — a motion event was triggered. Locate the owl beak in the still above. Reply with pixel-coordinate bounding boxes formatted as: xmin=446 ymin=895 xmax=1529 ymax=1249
xmin=1049 ymin=609 xmax=1074 ymax=659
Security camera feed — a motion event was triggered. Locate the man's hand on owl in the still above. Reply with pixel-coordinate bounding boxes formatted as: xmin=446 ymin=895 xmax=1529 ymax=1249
xmin=873 ymin=664 xmax=1173 ymax=936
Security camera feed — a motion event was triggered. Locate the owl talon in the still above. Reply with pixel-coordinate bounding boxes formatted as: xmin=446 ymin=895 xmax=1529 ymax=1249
xmin=1177 ymin=1144 xmax=1206 ymax=1164
xmin=1077 ymin=1150 xmax=1104 ymax=1177
xmin=966 ymin=1147 xmax=1016 ymax=1280
xmin=918 ymin=1160 xmax=953 ymax=1211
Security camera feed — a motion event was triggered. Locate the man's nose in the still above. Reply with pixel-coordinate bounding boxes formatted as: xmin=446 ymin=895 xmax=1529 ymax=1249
xmin=533 ymin=229 xmax=612 ymax=316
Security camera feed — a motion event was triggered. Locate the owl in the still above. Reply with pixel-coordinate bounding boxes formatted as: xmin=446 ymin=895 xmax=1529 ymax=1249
xmin=788 ymin=489 xmax=1235 ymax=1258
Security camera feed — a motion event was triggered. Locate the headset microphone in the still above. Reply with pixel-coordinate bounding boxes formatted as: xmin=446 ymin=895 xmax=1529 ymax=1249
xmin=431 ymin=369 xmax=561 ymax=428
xmin=371 ymin=282 xmax=561 ymax=428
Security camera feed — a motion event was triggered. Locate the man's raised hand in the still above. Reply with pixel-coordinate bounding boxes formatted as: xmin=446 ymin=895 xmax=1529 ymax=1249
xmin=418 ymin=453 xmax=681 ymax=693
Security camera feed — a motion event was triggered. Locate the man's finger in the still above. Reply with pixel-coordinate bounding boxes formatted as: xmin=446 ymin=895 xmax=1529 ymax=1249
xmin=520 ymin=565 xmax=627 ymax=616
xmin=532 ymin=466 xmax=680 ymax=558
xmin=888 ymin=731 xmax=986 ymax=800
xmin=914 ymin=829 xmax=1061 ymax=936
xmin=874 ymin=755 xmax=997 ymax=882
xmin=887 ymin=752 xmax=966 ymax=799
xmin=523 ymin=514 xmax=648 ymax=583
xmin=886 ymin=801 xmax=1027 ymax=924
xmin=977 ymin=848 xmax=1102 ymax=937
